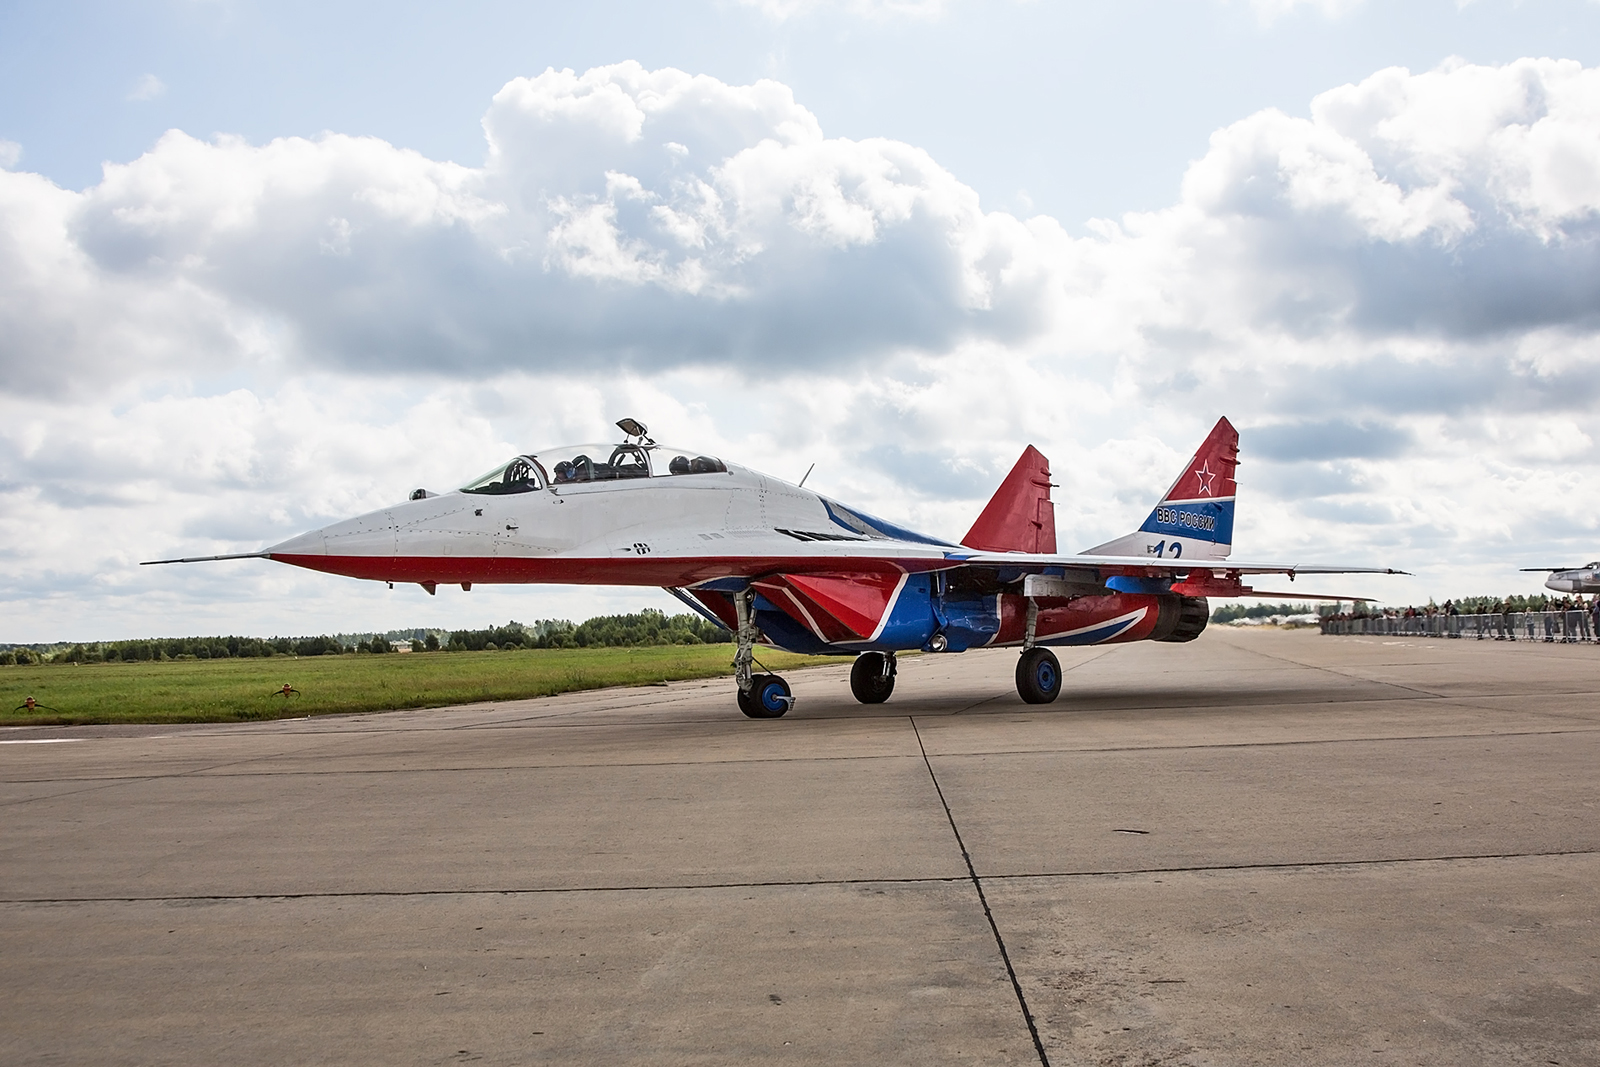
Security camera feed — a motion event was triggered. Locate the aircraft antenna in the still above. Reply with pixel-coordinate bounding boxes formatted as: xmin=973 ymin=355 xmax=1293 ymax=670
xmin=798 ymin=463 xmax=815 ymax=489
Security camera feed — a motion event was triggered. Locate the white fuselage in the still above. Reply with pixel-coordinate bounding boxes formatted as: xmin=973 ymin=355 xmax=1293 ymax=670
xmin=265 ymin=452 xmax=954 ymax=588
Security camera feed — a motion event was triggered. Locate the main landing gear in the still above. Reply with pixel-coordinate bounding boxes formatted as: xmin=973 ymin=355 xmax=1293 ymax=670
xmin=850 ymin=651 xmax=897 ymax=704
xmin=1016 ymin=647 xmax=1062 ymax=704
xmin=1015 ymin=595 xmax=1062 ymax=704
xmin=733 ymin=589 xmax=795 ymax=719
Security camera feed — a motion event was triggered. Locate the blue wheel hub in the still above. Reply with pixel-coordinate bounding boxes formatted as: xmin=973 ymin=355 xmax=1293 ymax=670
xmin=1035 ymin=660 xmax=1058 ymax=693
xmin=759 ymin=680 xmax=788 ymax=712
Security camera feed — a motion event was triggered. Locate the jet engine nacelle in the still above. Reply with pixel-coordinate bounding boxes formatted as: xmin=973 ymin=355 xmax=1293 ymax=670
xmin=1152 ymin=595 xmax=1210 ymax=643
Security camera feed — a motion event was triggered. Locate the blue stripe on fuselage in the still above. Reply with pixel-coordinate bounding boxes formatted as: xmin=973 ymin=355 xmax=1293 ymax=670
xmin=1040 ymin=610 xmax=1145 ymax=647
xmin=822 ymin=498 xmax=956 ymax=547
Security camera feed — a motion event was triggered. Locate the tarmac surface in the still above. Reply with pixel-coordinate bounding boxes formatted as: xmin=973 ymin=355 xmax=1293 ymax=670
xmin=2 ymin=626 xmax=1598 ymax=1066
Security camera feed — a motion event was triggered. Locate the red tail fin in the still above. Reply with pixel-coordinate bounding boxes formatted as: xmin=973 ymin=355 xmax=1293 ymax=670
xmin=962 ymin=446 xmax=1056 ymax=553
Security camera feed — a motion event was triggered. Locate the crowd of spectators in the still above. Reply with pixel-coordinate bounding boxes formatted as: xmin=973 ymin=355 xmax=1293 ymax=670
xmin=1321 ymin=594 xmax=1600 ymax=642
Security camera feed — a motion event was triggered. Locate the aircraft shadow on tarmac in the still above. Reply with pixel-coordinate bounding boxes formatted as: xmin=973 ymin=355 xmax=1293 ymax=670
xmin=763 ymin=682 xmax=1407 ymax=719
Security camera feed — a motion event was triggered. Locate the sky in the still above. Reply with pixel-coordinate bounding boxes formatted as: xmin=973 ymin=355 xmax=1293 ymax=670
xmin=3 ymin=0 xmax=1600 ymax=641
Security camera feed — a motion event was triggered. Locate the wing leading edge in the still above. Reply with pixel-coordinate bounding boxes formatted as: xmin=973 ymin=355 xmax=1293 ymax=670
xmin=944 ymin=551 xmax=1405 ymax=599
xmin=949 ymin=552 xmax=1404 ymax=577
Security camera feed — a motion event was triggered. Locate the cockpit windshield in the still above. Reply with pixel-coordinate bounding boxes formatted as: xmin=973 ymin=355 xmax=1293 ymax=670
xmin=460 ymin=456 xmax=544 ymax=495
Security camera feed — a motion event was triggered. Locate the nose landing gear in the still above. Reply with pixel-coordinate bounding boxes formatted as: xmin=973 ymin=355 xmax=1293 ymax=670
xmin=733 ymin=588 xmax=795 ymax=718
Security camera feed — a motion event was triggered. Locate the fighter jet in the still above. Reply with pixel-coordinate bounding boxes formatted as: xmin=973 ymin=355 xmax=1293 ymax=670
xmin=1521 ymin=564 xmax=1600 ymax=594
xmin=147 ymin=417 xmax=1402 ymax=717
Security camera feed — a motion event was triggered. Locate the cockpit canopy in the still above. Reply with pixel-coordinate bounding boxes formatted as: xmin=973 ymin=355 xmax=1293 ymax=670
xmin=549 ymin=444 xmax=651 ymax=484
xmin=459 ymin=444 xmax=728 ymax=494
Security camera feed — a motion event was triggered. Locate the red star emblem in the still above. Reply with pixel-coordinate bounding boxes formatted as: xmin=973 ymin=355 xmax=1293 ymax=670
xmin=1193 ymin=461 xmax=1216 ymax=496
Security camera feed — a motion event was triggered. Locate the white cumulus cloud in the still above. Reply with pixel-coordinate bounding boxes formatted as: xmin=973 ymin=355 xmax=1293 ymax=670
xmin=127 ymin=73 xmax=166 ymax=102
xmin=3 ymin=62 xmax=1052 ymax=400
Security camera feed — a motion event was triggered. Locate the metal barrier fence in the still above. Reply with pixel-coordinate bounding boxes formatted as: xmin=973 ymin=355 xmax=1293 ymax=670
xmin=1321 ymin=612 xmax=1598 ymax=642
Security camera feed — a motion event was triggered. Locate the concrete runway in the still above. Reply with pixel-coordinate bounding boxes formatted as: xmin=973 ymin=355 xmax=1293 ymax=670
xmin=3 ymin=627 xmax=1598 ymax=1066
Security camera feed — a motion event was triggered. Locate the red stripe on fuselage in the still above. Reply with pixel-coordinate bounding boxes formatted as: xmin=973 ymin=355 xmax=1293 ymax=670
xmin=269 ymin=553 xmax=950 ymax=586
xmin=755 ymin=572 xmax=906 ymax=641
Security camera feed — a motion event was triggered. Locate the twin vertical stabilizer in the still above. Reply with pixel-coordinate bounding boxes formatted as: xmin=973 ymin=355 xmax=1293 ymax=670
xmin=1084 ymin=417 xmax=1239 ymax=561
xmin=961 ymin=445 xmax=1057 ymax=554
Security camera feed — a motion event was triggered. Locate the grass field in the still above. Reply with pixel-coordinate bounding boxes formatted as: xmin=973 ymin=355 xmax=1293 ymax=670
xmin=0 ymin=646 xmax=838 ymax=726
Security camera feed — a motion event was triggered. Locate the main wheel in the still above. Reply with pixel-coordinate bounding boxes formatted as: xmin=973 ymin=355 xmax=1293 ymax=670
xmin=850 ymin=653 xmax=896 ymax=704
xmin=1015 ymin=647 xmax=1062 ymax=704
xmin=740 ymin=674 xmax=792 ymax=718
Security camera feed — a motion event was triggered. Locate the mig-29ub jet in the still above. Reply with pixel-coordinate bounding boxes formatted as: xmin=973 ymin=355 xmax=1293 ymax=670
xmin=1521 ymin=564 xmax=1600 ymax=594
xmin=146 ymin=417 xmax=1403 ymax=718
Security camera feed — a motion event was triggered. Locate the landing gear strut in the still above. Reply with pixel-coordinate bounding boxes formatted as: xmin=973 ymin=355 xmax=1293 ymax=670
xmin=850 ymin=651 xmax=896 ymax=704
xmin=1015 ymin=593 xmax=1062 ymax=704
xmin=734 ymin=588 xmax=793 ymax=718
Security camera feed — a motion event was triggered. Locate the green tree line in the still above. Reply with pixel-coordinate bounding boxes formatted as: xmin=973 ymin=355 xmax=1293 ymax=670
xmin=444 ymin=610 xmax=729 ymax=651
xmin=1210 ymin=602 xmax=1328 ymax=623
xmin=1 ymin=633 xmax=350 ymax=666
xmin=0 ymin=609 xmax=729 ymax=665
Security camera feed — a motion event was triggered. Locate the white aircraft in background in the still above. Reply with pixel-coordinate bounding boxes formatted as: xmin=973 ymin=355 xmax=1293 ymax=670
xmin=148 ymin=417 xmax=1403 ymax=717
xmin=1522 ymin=564 xmax=1600 ymax=594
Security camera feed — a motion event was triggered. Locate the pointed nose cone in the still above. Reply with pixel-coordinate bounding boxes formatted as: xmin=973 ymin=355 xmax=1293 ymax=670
xmin=265 ymin=507 xmax=400 ymax=579
xmin=264 ymin=527 xmax=328 ymax=559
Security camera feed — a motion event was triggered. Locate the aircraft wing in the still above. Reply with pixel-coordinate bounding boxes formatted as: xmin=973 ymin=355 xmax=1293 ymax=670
xmin=949 ymin=551 xmax=1406 ymax=577
xmin=928 ymin=550 xmax=1405 ymax=600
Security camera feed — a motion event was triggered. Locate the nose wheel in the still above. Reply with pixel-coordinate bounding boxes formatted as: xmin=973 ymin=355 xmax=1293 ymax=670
xmin=739 ymin=674 xmax=793 ymax=718
xmin=1015 ymin=647 xmax=1062 ymax=704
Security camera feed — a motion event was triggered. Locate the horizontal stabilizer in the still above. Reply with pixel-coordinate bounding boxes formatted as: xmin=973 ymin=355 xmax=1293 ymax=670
xmin=1242 ymin=591 xmax=1375 ymax=602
